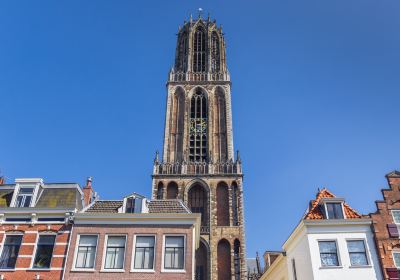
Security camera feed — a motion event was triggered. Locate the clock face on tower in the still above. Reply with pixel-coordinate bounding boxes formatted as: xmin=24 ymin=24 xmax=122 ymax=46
xmin=190 ymin=118 xmax=207 ymax=134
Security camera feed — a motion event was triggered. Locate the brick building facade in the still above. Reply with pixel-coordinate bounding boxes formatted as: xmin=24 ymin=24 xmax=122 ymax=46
xmin=0 ymin=177 xmax=88 ymax=280
xmin=63 ymin=194 xmax=201 ymax=280
xmin=371 ymin=171 xmax=400 ymax=280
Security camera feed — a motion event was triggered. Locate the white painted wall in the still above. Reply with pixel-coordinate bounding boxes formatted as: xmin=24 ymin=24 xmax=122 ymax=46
xmin=306 ymin=223 xmax=382 ymax=280
xmin=260 ymin=255 xmax=289 ymax=280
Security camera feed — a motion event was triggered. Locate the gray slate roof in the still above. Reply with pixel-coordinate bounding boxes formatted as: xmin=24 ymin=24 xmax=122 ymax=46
xmin=85 ymin=199 xmax=191 ymax=214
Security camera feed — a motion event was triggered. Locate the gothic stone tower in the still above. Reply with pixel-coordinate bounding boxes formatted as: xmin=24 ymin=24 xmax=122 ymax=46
xmin=152 ymin=14 xmax=246 ymax=280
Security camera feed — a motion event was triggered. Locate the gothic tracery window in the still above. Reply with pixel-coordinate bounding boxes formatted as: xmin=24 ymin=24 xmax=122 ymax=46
xmin=188 ymin=184 xmax=209 ymax=228
xmin=189 ymin=89 xmax=208 ymax=162
xmin=170 ymin=88 xmax=185 ymax=162
xmin=176 ymin=32 xmax=188 ymax=72
xmin=156 ymin=182 xmax=164 ymax=199
xmin=214 ymin=88 xmax=227 ymax=162
xmin=193 ymin=26 xmax=206 ymax=72
xmin=217 ymin=239 xmax=231 ymax=280
xmin=217 ymin=182 xmax=230 ymax=226
xmin=234 ymin=239 xmax=241 ymax=280
xmin=167 ymin=182 xmax=178 ymax=199
xmin=211 ymin=32 xmax=220 ymax=73
xmin=232 ymin=182 xmax=239 ymax=226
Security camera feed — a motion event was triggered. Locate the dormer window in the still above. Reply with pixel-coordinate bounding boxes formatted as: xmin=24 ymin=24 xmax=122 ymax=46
xmin=125 ymin=197 xmax=142 ymax=213
xmin=15 ymin=187 xmax=35 ymax=207
xmin=325 ymin=203 xmax=344 ymax=219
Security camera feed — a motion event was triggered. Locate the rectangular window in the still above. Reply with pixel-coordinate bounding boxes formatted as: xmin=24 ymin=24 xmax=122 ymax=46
xmin=164 ymin=236 xmax=184 ymax=270
xmin=347 ymin=240 xmax=369 ymax=266
xmin=394 ymin=252 xmax=400 ymax=268
xmin=291 ymin=259 xmax=298 ymax=280
xmin=125 ymin=198 xmax=142 ymax=213
xmin=0 ymin=235 xmax=22 ymax=269
xmin=75 ymin=235 xmax=98 ymax=269
xmin=33 ymin=235 xmax=56 ymax=269
xmin=392 ymin=210 xmax=400 ymax=224
xmin=318 ymin=241 xmax=339 ymax=267
xmin=15 ymin=187 xmax=34 ymax=207
xmin=326 ymin=203 xmax=344 ymax=219
xmin=104 ymin=236 xmax=126 ymax=270
xmin=134 ymin=236 xmax=155 ymax=270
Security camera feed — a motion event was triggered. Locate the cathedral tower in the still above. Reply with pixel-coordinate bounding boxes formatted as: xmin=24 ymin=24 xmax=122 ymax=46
xmin=152 ymin=13 xmax=246 ymax=280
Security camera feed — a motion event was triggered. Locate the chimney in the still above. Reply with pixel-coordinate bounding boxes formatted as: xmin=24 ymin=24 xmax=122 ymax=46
xmin=0 ymin=176 xmax=4 ymax=185
xmin=83 ymin=177 xmax=95 ymax=206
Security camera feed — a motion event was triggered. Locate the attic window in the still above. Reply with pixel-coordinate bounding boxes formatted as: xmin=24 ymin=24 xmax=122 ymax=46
xmin=325 ymin=203 xmax=344 ymax=219
xmin=15 ymin=187 xmax=35 ymax=207
xmin=125 ymin=197 xmax=143 ymax=214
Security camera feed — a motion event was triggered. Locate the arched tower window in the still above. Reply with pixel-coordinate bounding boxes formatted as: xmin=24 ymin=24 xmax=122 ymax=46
xmin=189 ymin=88 xmax=208 ymax=162
xmin=167 ymin=182 xmax=179 ymax=199
xmin=169 ymin=88 xmax=185 ymax=162
xmin=217 ymin=182 xmax=230 ymax=226
xmin=232 ymin=182 xmax=239 ymax=226
xmin=217 ymin=239 xmax=231 ymax=280
xmin=176 ymin=32 xmax=188 ymax=72
xmin=156 ymin=182 xmax=164 ymax=199
xmin=193 ymin=26 xmax=206 ymax=72
xmin=195 ymin=240 xmax=209 ymax=280
xmin=234 ymin=239 xmax=241 ymax=280
xmin=213 ymin=88 xmax=228 ymax=162
xmin=211 ymin=32 xmax=220 ymax=73
xmin=188 ymin=184 xmax=209 ymax=228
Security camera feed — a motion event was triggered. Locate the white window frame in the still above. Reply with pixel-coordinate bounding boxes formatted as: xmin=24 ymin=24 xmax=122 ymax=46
xmin=317 ymin=239 xmax=342 ymax=268
xmin=161 ymin=234 xmax=186 ymax=273
xmin=72 ymin=234 xmax=99 ymax=272
xmin=324 ymin=202 xmax=346 ymax=220
xmin=30 ymin=232 xmax=57 ymax=270
xmin=345 ymin=238 xmax=371 ymax=267
xmin=0 ymin=233 xmax=24 ymax=270
xmin=101 ymin=234 xmax=127 ymax=272
xmin=11 ymin=184 xmax=39 ymax=208
xmin=393 ymin=251 xmax=400 ymax=268
xmin=131 ymin=234 xmax=156 ymax=272
xmin=392 ymin=210 xmax=400 ymax=224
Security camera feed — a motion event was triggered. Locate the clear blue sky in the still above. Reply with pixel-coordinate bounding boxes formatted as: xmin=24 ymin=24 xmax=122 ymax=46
xmin=1 ymin=0 xmax=399 ymax=257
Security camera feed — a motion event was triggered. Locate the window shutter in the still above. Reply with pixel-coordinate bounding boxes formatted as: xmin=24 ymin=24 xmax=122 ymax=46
xmin=388 ymin=224 xmax=400 ymax=238
xmin=386 ymin=268 xmax=400 ymax=280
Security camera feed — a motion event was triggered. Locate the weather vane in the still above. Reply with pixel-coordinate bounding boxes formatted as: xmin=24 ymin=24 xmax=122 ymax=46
xmin=198 ymin=8 xmax=203 ymax=18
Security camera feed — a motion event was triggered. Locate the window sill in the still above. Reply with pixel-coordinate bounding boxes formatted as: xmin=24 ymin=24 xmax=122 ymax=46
xmin=161 ymin=269 xmax=186 ymax=273
xmin=131 ymin=269 xmax=155 ymax=273
xmin=349 ymin=265 xmax=372 ymax=268
xmin=0 ymin=269 xmax=16 ymax=271
xmin=71 ymin=268 xmax=96 ymax=272
xmin=319 ymin=266 xmax=343 ymax=269
xmin=100 ymin=269 xmax=125 ymax=273
xmin=27 ymin=268 xmax=51 ymax=271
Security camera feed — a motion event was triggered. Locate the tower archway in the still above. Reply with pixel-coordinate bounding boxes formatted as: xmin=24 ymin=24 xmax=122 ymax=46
xmin=217 ymin=239 xmax=231 ymax=280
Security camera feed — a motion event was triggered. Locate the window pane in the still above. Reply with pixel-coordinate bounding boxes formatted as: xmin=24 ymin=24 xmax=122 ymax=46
xmin=19 ymin=187 xmax=34 ymax=194
xmin=134 ymin=198 xmax=142 ymax=213
xmin=327 ymin=203 xmax=344 ymax=219
xmin=347 ymin=240 xmax=365 ymax=253
xmin=394 ymin=252 xmax=400 ymax=268
xmin=126 ymin=198 xmax=134 ymax=213
xmin=166 ymin=236 xmax=184 ymax=247
xmin=33 ymin=235 xmax=55 ymax=268
xmin=136 ymin=236 xmax=154 ymax=247
xmin=393 ymin=211 xmax=400 ymax=224
xmin=75 ymin=235 xmax=97 ymax=269
xmin=107 ymin=236 xmax=126 ymax=247
xmin=79 ymin=236 xmax=97 ymax=247
xmin=0 ymin=236 xmax=22 ymax=269
xmin=319 ymin=241 xmax=338 ymax=266
xmin=350 ymin=252 xmax=368 ymax=266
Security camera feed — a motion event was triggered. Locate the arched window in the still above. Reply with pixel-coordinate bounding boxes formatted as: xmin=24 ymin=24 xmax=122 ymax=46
xmin=156 ymin=182 xmax=164 ymax=199
xmin=217 ymin=182 xmax=230 ymax=226
xmin=189 ymin=88 xmax=208 ymax=162
xmin=232 ymin=182 xmax=239 ymax=226
xmin=169 ymin=88 xmax=185 ymax=162
xmin=195 ymin=240 xmax=209 ymax=280
xmin=193 ymin=26 xmax=206 ymax=72
xmin=213 ymin=88 xmax=227 ymax=162
xmin=176 ymin=32 xmax=188 ymax=72
xmin=188 ymin=184 xmax=209 ymax=228
xmin=234 ymin=239 xmax=241 ymax=280
xmin=217 ymin=239 xmax=231 ymax=280
xmin=211 ymin=32 xmax=220 ymax=73
xmin=167 ymin=182 xmax=178 ymax=199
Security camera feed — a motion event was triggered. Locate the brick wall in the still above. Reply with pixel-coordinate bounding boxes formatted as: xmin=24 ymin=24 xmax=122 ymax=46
xmin=0 ymin=223 xmax=71 ymax=280
xmin=371 ymin=171 xmax=400 ymax=280
xmin=64 ymin=224 xmax=194 ymax=280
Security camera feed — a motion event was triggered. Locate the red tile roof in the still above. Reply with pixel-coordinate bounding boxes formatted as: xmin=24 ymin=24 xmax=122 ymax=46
xmin=304 ymin=188 xmax=361 ymax=220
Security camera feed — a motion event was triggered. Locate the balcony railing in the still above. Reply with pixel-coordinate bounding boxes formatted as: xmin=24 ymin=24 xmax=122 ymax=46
xmin=168 ymin=70 xmax=230 ymax=82
xmin=153 ymin=160 xmax=242 ymax=176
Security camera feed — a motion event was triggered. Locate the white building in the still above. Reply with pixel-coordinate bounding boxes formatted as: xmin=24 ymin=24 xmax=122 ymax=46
xmin=260 ymin=188 xmax=383 ymax=280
